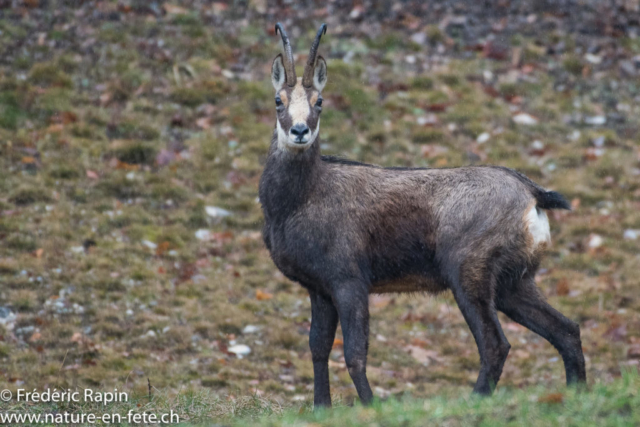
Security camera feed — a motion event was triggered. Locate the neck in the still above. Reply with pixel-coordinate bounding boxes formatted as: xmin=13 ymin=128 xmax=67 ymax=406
xmin=259 ymin=132 xmax=322 ymax=221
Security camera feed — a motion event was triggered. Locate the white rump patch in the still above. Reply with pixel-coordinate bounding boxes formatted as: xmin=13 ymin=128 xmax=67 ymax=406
xmin=525 ymin=205 xmax=550 ymax=246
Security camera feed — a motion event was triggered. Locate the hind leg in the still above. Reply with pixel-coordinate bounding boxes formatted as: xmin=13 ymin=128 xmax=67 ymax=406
xmin=496 ymin=276 xmax=586 ymax=385
xmin=332 ymin=283 xmax=374 ymax=405
xmin=450 ymin=268 xmax=511 ymax=395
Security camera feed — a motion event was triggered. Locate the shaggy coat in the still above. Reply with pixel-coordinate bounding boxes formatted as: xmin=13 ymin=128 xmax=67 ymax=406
xmin=260 ymin=23 xmax=586 ymax=407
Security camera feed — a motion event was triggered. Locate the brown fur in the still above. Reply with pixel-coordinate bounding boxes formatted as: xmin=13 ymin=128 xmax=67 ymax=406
xmin=261 ymin=23 xmax=585 ymax=408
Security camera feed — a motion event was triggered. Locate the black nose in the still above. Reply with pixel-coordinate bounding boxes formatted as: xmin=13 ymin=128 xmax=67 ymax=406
xmin=290 ymin=124 xmax=310 ymax=142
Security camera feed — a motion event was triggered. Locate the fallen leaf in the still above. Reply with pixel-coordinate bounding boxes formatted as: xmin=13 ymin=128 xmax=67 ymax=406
xmin=603 ymin=324 xmax=627 ymax=342
xmin=483 ymin=40 xmax=510 ymax=60
xmin=504 ymin=323 xmax=524 ymax=332
xmin=156 ymin=241 xmax=171 ymax=256
xmin=113 ymin=160 xmax=140 ymax=171
xmin=405 ymin=345 xmax=442 ymax=365
xmin=99 ymin=92 xmax=111 ymax=106
xmin=164 ymin=4 xmax=189 ymax=15
xmin=584 ymin=147 xmax=605 ymax=161
xmin=332 ymin=338 xmax=343 ymax=349
xmin=426 ymin=103 xmax=449 ymax=112
xmin=196 ymin=117 xmax=212 ymax=129
xmin=29 ymin=332 xmax=42 ymax=342
xmin=21 ymin=156 xmax=36 ymax=164
xmin=256 ymin=290 xmax=273 ymax=301
xmin=34 ymin=248 xmax=43 ymax=259
xmin=556 ymin=279 xmax=570 ymax=296
xmin=571 ymin=198 xmax=581 ymax=210
xmin=370 ymin=295 xmax=392 ymax=309
xmin=71 ymin=332 xmax=83 ymax=343
xmin=420 ymin=145 xmax=449 ymax=159
xmin=60 ymin=111 xmax=78 ymax=124
xmin=538 ymin=393 xmax=563 ymax=404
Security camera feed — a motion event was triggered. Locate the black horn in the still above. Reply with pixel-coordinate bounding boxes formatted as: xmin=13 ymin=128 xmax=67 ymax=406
xmin=302 ymin=23 xmax=327 ymax=87
xmin=275 ymin=23 xmax=296 ymax=86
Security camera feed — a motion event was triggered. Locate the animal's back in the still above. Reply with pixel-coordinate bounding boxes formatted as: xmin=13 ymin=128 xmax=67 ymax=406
xmin=307 ymin=162 xmax=557 ymax=294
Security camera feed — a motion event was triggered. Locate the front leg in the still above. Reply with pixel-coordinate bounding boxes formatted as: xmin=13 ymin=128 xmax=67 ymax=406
xmin=309 ymin=291 xmax=339 ymax=408
xmin=332 ymin=283 xmax=374 ymax=405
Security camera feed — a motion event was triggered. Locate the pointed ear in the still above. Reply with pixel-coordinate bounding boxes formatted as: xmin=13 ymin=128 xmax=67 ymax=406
xmin=271 ymin=54 xmax=286 ymax=91
xmin=313 ymin=56 xmax=327 ymax=92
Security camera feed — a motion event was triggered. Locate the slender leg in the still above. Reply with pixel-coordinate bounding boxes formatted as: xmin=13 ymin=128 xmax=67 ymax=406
xmin=309 ymin=291 xmax=339 ymax=408
xmin=332 ymin=284 xmax=374 ymax=405
xmin=496 ymin=277 xmax=586 ymax=386
xmin=450 ymin=270 xmax=511 ymax=395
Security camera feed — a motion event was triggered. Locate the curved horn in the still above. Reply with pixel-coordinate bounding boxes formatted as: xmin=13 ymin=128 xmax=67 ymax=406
xmin=275 ymin=23 xmax=296 ymax=86
xmin=302 ymin=23 xmax=327 ymax=87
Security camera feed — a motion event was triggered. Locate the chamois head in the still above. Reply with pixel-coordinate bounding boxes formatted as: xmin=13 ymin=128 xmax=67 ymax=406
xmin=271 ymin=23 xmax=327 ymax=152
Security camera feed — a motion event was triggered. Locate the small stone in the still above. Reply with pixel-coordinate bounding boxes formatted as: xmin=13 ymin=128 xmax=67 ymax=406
xmin=242 ymin=325 xmax=261 ymax=334
xmin=620 ymin=60 xmax=636 ymax=77
xmin=279 ymin=374 xmax=294 ymax=382
xmin=568 ymin=130 xmax=581 ymax=141
xmin=410 ymin=32 xmax=426 ymax=45
xmin=584 ymin=53 xmax=602 ymax=64
xmin=195 ymin=229 xmax=211 ymax=241
xmin=513 ymin=113 xmax=538 ymax=125
xmin=416 ymin=114 xmax=438 ymax=126
xmin=205 ymin=206 xmax=231 ymax=218
xmin=0 ymin=307 xmax=16 ymax=330
xmin=588 ymin=234 xmax=604 ymax=249
xmin=592 ymin=136 xmax=606 ymax=147
xmin=623 ymin=229 xmax=639 ymax=240
xmin=531 ymin=140 xmax=544 ymax=150
xmin=585 ymin=116 xmax=606 ymax=126
xmin=228 ymin=344 xmax=251 ymax=358
xmin=476 ymin=132 xmax=490 ymax=144
xmin=375 ymin=387 xmax=392 ymax=398
xmin=530 ymin=140 xmax=545 ymax=155
xmin=349 ymin=6 xmax=363 ymax=20
xmin=141 ymin=240 xmax=157 ymax=250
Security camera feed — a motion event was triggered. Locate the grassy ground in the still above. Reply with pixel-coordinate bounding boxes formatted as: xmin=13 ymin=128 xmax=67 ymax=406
xmin=0 ymin=0 xmax=639 ymax=420
xmin=1 ymin=371 xmax=638 ymax=426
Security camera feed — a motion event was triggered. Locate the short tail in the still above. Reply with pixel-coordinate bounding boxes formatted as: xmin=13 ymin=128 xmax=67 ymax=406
xmin=535 ymin=190 xmax=571 ymax=210
xmin=495 ymin=166 xmax=571 ymax=211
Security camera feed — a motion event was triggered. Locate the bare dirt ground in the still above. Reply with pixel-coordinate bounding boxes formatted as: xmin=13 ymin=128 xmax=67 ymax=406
xmin=0 ymin=0 xmax=639 ymax=405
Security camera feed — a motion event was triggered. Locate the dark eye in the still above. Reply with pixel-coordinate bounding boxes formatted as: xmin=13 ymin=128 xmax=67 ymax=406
xmin=275 ymin=96 xmax=283 ymax=107
xmin=315 ymin=97 xmax=323 ymax=107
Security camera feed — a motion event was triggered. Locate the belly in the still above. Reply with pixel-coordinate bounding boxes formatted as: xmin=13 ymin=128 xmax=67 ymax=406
xmin=371 ymin=275 xmax=448 ymax=294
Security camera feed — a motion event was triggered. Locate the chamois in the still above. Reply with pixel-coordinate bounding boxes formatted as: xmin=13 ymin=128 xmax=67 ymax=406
xmin=259 ymin=23 xmax=586 ymax=407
